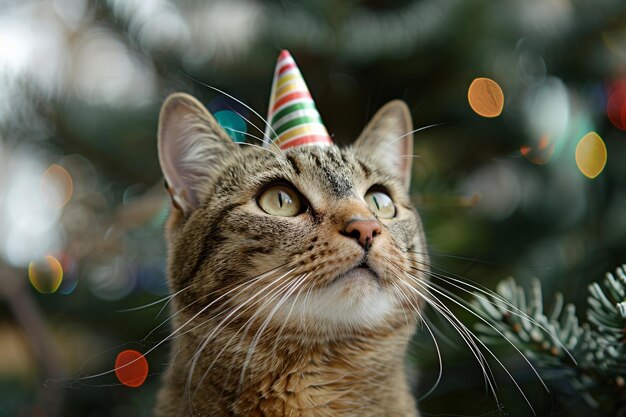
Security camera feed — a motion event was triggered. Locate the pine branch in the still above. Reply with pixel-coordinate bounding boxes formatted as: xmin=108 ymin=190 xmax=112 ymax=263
xmin=473 ymin=265 xmax=626 ymax=412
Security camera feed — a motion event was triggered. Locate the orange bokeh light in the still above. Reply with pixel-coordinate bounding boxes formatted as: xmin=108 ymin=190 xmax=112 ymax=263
xmin=520 ymin=135 xmax=555 ymax=165
xmin=468 ymin=77 xmax=504 ymax=118
xmin=115 ymin=350 xmax=149 ymax=388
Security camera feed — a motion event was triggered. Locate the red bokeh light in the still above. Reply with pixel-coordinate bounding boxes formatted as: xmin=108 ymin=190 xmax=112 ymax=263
xmin=606 ymin=80 xmax=626 ymax=131
xmin=115 ymin=349 xmax=148 ymax=388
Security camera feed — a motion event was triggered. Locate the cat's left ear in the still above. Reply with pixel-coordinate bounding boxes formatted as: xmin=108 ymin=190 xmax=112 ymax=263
xmin=353 ymin=100 xmax=414 ymax=190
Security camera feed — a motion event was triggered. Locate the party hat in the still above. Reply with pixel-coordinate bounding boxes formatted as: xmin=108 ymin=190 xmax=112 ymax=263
xmin=263 ymin=50 xmax=332 ymax=150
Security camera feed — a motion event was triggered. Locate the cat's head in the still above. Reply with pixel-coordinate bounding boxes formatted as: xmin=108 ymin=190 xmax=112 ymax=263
xmin=158 ymin=93 xmax=427 ymax=339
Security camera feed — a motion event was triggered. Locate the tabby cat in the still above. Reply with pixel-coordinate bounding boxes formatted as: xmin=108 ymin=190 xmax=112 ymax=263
xmin=154 ymin=91 xmax=427 ymax=416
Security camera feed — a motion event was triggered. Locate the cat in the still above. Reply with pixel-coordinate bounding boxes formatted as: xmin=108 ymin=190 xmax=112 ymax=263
xmin=153 ymin=80 xmax=428 ymax=415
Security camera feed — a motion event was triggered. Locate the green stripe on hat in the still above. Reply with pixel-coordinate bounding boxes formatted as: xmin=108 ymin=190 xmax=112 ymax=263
xmin=270 ymin=101 xmax=317 ymax=126
xmin=273 ymin=115 xmax=323 ymax=138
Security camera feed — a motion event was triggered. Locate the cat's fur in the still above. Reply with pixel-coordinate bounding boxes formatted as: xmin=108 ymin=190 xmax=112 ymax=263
xmin=155 ymin=92 xmax=428 ymax=416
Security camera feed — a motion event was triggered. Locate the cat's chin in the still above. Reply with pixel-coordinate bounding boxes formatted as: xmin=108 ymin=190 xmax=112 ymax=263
xmin=281 ymin=265 xmax=398 ymax=330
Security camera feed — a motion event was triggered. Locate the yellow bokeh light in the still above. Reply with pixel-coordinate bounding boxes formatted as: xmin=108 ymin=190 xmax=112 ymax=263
xmin=28 ymin=255 xmax=64 ymax=294
xmin=468 ymin=77 xmax=504 ymax=118
xmin=40 ymin=164 xmax=73 ymax=209
xmin=575 ymin=132 xmax=607 ymax=179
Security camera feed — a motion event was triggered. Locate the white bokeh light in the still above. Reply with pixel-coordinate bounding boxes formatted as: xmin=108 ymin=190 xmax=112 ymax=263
xmin=0 ymin=146 xmax=64 ymax=267
xmin=72 ymin=28 xmax=157 ymax=106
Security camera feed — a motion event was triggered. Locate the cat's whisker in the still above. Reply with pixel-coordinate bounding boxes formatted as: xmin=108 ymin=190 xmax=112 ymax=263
xmin=408 ymin=260 xmax=576 ymax=365
xmin=299 ymin=283 xmax=315 ymax=328
xmin=183 ymin=266 xmax=308 ymax=411
xmin=395 ymin=274 xmax=498 ymax=402
xmin=140 ymin=285 xmax=229 ymax=343
xmin=205 ymin=271 xmax=301 ymax=374
xmin=184 ymin=267 xmax=299 ymax=394
xmin=407 ymin=248 xmax=551 ymax=271
xmin=390 ymin=282 xmax=412 ymax=338
xmin=390 ymin=280 xmax=445 ymax=402
xmin=221 ymin=127 xmax=265 ymax=144
xmin=115 ymin=285 xmax=191 ymax=313
xmin=161 ymin=268 xmax=282 ymax=345
xmin=402 ymin=276 xmax=492 ymax=374
xmin=378 ymin=248 xmax=460 ymax=397
xmin=411 ymin=270 xmax=550 ymax=391
xmin=389 ymin=122 xmax=450 ymax=145
xmin=269 ymin=273 xmax=311 ymax=353
xmin=404 ymin=273 xmax=541 ymax=417
xmin=414 ymin=318 xmax=443 ymax=402
xmin=141 ymin=268 xmax=282 ymax=346
xmin=179 ymin=280 xmax=297 ymax=415
xmin=413 ymin=273 xmax=534 ymax=361
xmin=238 ymin=272 xmax=309 ymax=388
xmin=226 ymin=112 xmax=288 ymax=155
xmin=234 ymin=139 xmax=284 ymax=159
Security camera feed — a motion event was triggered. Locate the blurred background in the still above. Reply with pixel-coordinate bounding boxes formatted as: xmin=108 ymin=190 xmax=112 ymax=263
xmin=1 ymin=0 xmax=625 ymax=416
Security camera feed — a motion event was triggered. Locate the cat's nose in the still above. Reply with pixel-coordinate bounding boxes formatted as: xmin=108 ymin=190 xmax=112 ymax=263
xmin=341 ymin=219 xmax=381 ymax=250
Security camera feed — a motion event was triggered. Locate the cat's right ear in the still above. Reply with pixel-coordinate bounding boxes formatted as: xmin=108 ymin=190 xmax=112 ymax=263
xmin=158 ymin=93 xmax=239 ymax=214
xmin=353 ymin=100 xmax=414 ymax=190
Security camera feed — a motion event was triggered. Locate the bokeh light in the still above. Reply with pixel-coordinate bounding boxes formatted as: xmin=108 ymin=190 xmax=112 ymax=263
xmin=73 ymin=28 xmax=157 ymax=106
xmin=114 ymin=349 xmax=148 ymax=388
xmin=520 ymin=135 xmax=555 ymax=165
xmin=56 ymin=252 xmax=78 ymax=295
xmin=214 ymin=110 xmax=247 ymax=143
xmin=606 ymin=80 xmax=626 ymax=131
xmin=40 ymin=164 xmax=73 ymax=209
xmin=85 ymin=256 xmax=136 ymax=301
xmin=462 ymin=163 xmax=521 ymax=221
xmin=575 ymin=132 xmax=607 ymax=179
xmin=467 ymin=77 xmax=504 ymax=118
xmin=137 ymin=260 xmax=169 ymax=296
xmin=28 ymin=255 xmax=63 ymax=294
xmin=521 ymin=77 xmax=572 ymax=162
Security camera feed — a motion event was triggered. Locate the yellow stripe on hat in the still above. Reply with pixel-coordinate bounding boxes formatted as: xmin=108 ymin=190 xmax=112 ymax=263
xmin=275 ymin=82 xmax=302 ymax=101
xmin=277 ymin=73 xmax=299 ymax=90
xmin=274 ymin=124 xmax=329 ymax=147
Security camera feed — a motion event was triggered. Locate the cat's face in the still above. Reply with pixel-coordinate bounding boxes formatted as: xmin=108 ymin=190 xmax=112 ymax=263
xmin=158 ymin=93 xmax=427 ymax=339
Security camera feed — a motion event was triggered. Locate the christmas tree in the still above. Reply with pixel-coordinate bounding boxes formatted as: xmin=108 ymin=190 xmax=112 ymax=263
xmin=474 ymin=265 xmax=626 ymax=415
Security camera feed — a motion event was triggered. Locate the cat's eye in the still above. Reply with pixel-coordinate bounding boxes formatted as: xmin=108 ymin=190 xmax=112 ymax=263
xmin=258 ymin=184 xmax=303 ymax=217
xmin=364 ymin=189 xmax=396 ymax=218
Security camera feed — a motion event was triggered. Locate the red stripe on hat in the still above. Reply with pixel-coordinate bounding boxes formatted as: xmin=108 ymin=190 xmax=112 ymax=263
xmin=272 ymin=91 xmax=312 ymax=113
xmin=278 ymin=62 xmax=296 ymax=76
xmin=280 ymin=135 xmax=332 ymax=150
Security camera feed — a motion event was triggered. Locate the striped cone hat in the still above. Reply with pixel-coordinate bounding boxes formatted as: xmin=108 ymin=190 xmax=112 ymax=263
xmin=263 ymin=50 xmax=332 ymax=150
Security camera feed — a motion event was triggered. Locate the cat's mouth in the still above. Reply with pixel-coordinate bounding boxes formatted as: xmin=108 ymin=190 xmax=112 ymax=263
xmin=330 ymin=258 xmax=380 ymax=286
